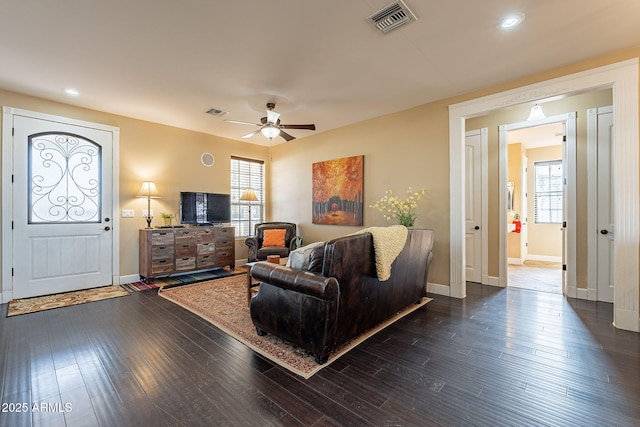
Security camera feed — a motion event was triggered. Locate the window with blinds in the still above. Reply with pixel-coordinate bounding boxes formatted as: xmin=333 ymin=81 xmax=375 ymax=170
xmin=230 ymin=156 xmax=264 ymax=237
xmin=534 ymin=160 xmax=563 ymax=224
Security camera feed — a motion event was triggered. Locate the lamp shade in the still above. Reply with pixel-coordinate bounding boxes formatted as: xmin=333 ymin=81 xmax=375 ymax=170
xmin=239 ymin=188 xmax=259 ymax=202
xmin=136 ymin=181 xmax=161 ymax=198
xmin=260 ymin=124 xmax=280 ymax=139
xmin=527 ymin=104 xmax=545 ymax=121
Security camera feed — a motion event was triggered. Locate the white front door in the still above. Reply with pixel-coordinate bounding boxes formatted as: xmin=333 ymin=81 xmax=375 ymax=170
xmin=10 ymin=111 xmax=115 ymax=299
xmin=596 ymin=107 xmax=614 ymax=303
xmin=465 ymin=130 xmax=482 ymax=283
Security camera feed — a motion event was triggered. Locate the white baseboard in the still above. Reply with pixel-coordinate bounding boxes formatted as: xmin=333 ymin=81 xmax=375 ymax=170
xmin=575 ymin=287 xmax=588 ymax=300
xmin=119 ymin=274 xmax=140 ymax=285
xmin=487 ymin=276 xmax=503 ymax=287
xmin=426 ymin=282 xmax=450 ymax=296
xmin=526 ymin=254 xmax=562 ymax=263
xmin=508 ymin=257 xmax=523 ymax=265
xmin=1 ymin=289 xmax=12 ymax=304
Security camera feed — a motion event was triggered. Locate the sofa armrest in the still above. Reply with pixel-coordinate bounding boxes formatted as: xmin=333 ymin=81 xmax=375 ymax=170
xmin=251 ymin=263 xmax=338 ymax=300
xmin=245 ymin=236 xmax=259 ymax=262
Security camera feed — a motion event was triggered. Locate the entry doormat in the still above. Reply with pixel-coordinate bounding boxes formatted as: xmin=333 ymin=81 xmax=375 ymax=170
xmin=159 ymin=274 xmax=431 ymax=378
xmin=7 ymin=285 xmax=130 ymax=317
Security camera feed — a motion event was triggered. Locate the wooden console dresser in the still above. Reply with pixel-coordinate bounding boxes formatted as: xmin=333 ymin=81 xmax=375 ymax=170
xmin=139 ymin=226 xmax=235 ymax=282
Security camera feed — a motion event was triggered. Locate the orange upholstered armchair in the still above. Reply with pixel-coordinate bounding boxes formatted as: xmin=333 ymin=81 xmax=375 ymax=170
xmin=245 ymin=222 xmax=300 ymax=262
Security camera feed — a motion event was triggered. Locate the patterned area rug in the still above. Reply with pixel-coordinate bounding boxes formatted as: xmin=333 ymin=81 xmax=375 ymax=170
xmin=159 ymin=274 xmax=431 ymax=378
xmin=7 ymin=285 xmax=130 ymax=317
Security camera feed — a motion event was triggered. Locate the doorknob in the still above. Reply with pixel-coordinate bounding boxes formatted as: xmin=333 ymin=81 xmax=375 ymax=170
xmin=104 ymin=226 xmax=111 ymax=231
xmin=474 ymin=226 xmax=480 ymax=230
xmin=600 ymin=229 xmax=608 ymax=235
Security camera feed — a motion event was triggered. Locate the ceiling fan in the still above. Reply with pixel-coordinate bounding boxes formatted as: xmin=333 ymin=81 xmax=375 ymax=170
xmin=225 ymin=102 xmax=316 ymax=141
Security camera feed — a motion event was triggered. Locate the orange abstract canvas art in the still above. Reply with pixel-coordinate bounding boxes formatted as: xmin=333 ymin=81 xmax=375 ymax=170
xmin=312 ymin=155 xmax=364 ymax=225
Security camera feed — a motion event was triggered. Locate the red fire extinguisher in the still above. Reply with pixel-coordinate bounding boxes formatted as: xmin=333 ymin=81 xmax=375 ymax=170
xmin=513 ymin=214 xmax=521 ymax=233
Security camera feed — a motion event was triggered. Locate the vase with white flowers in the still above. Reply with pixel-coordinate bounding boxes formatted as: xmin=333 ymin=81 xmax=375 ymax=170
xmin=369 ymin=187 xmax=427 ymax=227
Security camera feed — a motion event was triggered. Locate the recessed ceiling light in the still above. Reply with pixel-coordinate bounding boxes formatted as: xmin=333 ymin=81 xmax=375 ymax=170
xmin=64 ymin=88 xmax=79 ymax=96
xmin=498 ymin=12 xmax=525 ymax=30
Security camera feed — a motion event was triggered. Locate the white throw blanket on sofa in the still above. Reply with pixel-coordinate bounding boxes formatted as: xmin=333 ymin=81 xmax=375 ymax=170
xmin=349 ymin=225 xmax=408 ymax=281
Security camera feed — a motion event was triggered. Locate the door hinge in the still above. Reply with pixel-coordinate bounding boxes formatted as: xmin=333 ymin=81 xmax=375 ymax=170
xmin=11 ymin=221 xmax=14 ymax=229
xmin=562 ymin=264 xmax=567 ymax=271
xmin=11 ymin=174 xmax=14 ymax=183
xmin=563 ymin=221 xmax=567 ymax=228
xmin=563 ymin=135 xmax=567 ymax=142
xmin=12 ymin=127 xmax=15 ymax=136
xmin=11 ymin=268 xmax=14 ymax=276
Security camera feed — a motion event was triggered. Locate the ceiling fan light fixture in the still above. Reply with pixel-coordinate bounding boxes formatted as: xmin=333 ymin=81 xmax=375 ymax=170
xmin=261 ymin=125 xmax=280 ymax=139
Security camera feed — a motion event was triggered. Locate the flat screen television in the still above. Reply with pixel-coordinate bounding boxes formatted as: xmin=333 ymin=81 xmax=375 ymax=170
xmin=180 ymin=192 xmax=231 ymax=225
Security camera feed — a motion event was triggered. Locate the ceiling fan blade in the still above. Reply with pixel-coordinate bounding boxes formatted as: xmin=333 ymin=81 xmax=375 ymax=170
xmin=279 ymin=130 xmax=295 ymax=141
xmin=241 ymin=130 xmax=261 ymax=139
xmin=281 ymin=124 xmax=316 ymax=131
xmin=266 ymin=109 xmax=280 ymax=124
xmin=225 ymin=119 xmax=261 ymax=126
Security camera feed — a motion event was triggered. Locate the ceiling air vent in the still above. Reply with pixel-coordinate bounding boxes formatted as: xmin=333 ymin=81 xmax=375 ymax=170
xmin=367 ymin=0 xmax=417 ymax=34
xmin=206 ymin=108 xmax=228 ymax=117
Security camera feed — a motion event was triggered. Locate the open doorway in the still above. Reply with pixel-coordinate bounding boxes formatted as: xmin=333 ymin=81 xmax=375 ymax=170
xmin=449 ymin=59 xmax=639 ymax=332
xmin=507 ymin=123 xmax=563 ymax=294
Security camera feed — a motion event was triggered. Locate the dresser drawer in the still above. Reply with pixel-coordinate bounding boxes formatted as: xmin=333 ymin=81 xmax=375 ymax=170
xmin=197 ymin=254 xmax=216 ymax=268
xmin=151 ymin=258 xmax=174 ymax=275
xmin=214 ymin=237 xmax=233 ymax=248
xmin=175 ymin=256 xmax=196 ymax=271
xmin=152 ymin=245 xmax=174 ymax=260
xmin=175 ymin=230 xmax=197 ymax=243
xmin=198 ymin=242 xmax=215 ymax=255
xmin=215 ymin=252 xmax=234 ymax=266
xmin=214 ymin=227 xmax=234 ymax=239
xmin=151 ymin=231 xmax=174 ymax=245
xmin=175 ymin=242 xmax=196 ymax=257
xmin=197 ymin=229 xmax=215 ymax=243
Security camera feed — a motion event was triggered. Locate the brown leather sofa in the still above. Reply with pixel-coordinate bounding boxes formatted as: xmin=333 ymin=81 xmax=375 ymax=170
xmin=249 ymin=228 xmax=434 ymax=364
xmin=245 ymin=222 xmax=300 ymax=262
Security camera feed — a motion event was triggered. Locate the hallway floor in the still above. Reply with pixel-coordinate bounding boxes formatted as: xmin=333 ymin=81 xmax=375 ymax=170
xmin=508 ymin=260 xmax=562 ymax=294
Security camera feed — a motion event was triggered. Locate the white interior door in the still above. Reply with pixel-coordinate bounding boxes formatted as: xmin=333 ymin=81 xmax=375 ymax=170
xmin=11 ymin=113 xmax=114 ymax=298
xmin=465 ymin=130 xmax=482 ymax=283
xmin=596 ymin=107 xmax=614 ymax=303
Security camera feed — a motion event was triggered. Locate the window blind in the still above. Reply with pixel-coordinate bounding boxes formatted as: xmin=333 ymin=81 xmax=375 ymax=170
xmin=230 ymin=156 xmax=264 ymax=237
xmin=534 ymin=160 xmax=563 ymax=224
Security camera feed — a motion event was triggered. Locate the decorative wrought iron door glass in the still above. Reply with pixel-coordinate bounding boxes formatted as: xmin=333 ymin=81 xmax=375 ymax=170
xmin=28 ymin=132 xmax=101 ymax=223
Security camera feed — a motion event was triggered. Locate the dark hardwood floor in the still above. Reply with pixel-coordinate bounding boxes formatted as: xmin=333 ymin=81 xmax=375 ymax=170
xmin=1 ymin=282 xmax=639 ymax=426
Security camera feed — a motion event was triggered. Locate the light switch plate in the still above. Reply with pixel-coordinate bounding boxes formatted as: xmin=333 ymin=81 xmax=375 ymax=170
xmin=121 ymin=209 xmax=135 ymax=218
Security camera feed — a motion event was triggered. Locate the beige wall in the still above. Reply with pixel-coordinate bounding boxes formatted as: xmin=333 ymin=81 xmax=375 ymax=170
xmin=1 ymin=45 xmax=639 ymax=294
xmin=507 ymin=143 xmax=523 ymax=260
xmin=0 ymin=89 xmax=270 ymax=288
xmin=526 ymin=145 xmax=564 ymax=258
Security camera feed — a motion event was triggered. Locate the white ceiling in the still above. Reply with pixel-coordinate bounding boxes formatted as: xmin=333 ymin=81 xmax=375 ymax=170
xmin=509 ymin=123 xmax=564 ymax=149
xmin=2 ymin=0 xmax=640 ymax=146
